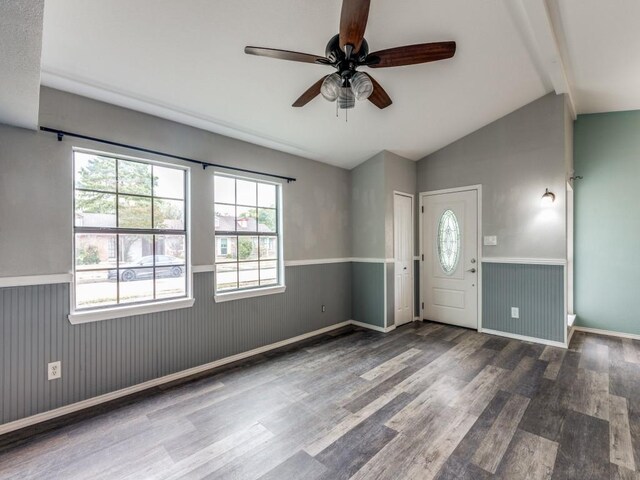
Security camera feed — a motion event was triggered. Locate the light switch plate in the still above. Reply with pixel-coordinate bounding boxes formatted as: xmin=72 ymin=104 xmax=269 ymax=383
xmin=484 ymin=236 xmax=497 ymax=246
xmin=511 ymin=307 xmax=520 ymax=319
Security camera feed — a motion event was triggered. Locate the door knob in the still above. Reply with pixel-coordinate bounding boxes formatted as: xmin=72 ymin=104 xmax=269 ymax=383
xmin=467 ymin=268 xmax=476 ymax=273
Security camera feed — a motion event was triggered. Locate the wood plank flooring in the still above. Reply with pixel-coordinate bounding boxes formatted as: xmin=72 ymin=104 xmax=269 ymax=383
xmin=1 ymin=322 xmax=639 ymax=479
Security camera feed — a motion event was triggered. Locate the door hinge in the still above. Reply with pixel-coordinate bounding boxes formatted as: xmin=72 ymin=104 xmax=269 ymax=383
xmin=421 ymin=254 xmax=424 ymax=261
xmin=421 ymin=302 xmax=424 ymax=310
xmin=421 ymin=206 xmax=424 ymax=213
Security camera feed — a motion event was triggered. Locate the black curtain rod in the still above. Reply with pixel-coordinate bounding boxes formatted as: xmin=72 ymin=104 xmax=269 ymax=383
xmin=39 ymin=126 xmax=297 ymax=183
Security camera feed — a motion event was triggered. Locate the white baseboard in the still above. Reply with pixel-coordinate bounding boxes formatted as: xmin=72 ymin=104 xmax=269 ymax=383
xmin=413 ymin=316 xmax=421 ymax=322
xmin=480 ymin=328 xmax=567 ymax=349
xmin=571 ymin=326 xmax=640 ymax=341
xmin=0 ymin=320 xmax=352 ymax=436
xmin=350 ymin=320 xmax=396 ymax=333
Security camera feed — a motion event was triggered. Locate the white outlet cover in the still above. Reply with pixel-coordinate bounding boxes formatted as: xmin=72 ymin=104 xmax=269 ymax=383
xmin=48 ymin=361 xmax=61 ymax=380
xmin=511 ymin=307 xmax=520 ymax=319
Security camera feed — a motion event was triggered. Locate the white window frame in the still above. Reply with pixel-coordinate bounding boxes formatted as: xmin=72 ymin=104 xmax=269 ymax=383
xmin=213 ymin=172 xmax=285 ymax=303
xmin=68 ymin=148 xmax=193 ymax=324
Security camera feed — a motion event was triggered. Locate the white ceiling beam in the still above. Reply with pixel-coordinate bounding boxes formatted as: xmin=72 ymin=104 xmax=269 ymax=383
xmin=0 ymin=0 xmax=44 ymax=130
xmin=519 ymin=0 xmax=577 ymax=119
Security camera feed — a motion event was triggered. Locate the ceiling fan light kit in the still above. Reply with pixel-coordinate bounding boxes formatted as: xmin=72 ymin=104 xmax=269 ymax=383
xmin=245 ymin=0 xmax=456 ymax=115
xmin=321 ymin=71 xmax=372 ymax=107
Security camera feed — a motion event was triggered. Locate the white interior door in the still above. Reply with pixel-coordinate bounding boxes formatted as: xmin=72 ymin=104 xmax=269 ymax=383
xmin=394 ymin=193 xmax=413 ymax=327
xmin=422 ymin=189 xmax=478 ymax=329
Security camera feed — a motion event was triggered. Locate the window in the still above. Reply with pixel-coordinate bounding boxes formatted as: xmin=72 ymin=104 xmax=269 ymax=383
xmin=214 ymin=174 xmax=283 ymax=297
xmin=73 ymin=150 xmax=189 ymax=313
xmin=437 ymin=209 xmax=460 ymax=274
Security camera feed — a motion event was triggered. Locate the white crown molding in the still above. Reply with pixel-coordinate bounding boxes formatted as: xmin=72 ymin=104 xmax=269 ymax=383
xmin=0 ymin=273 xmax=72 ymax=288
xmin=482 ymin=257 xmax=567 ymax=266
xmin=40 ymin=67 xmax=315 ymax=161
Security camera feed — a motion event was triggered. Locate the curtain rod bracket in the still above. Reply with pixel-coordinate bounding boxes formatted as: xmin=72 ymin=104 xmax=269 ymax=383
xmin=57 ymin=132 xmax=64 ymax=142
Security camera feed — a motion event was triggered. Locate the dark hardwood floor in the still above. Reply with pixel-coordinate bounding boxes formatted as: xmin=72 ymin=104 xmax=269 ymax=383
xmin=0 ymin=321 xmax=638 ymax=479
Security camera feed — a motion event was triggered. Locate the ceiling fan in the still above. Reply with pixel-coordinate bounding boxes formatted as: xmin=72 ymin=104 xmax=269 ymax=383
xmin=244 ymin=0 xmax=456 ymax=110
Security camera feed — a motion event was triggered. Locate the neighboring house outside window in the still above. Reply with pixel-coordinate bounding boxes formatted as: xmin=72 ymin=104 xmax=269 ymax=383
xmin=72 ymin=150 xmax=189 ymax=313
xmin=214 ymin=174 xmax=283 ymax=298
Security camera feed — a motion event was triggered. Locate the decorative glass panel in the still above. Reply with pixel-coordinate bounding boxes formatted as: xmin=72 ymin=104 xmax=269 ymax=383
xmin=437 ymin=209 xmax=460 ymax=274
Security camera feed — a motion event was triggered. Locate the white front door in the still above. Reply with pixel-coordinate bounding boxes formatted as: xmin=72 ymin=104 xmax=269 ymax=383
xmin=394 ymin=193 xmax=413 ymax=327
xmin=422 ymin=188 xmax=479 ymax=329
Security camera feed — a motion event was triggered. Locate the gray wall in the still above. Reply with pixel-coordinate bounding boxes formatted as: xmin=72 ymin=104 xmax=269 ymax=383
xmin=0 ymin=87 xmax=351 ymax=277
xmin=383 ymin=151 xmax=417 ymax=260
xmin=0 ymin=87 xmax=353 ymax=427
xmin=349 ymin=153 xmax=386 ymax=328
xmin=416 ymin=94 xmax=570 ymax=341
xmin=417 ymin=93 xmax=568 ymax=260
xmin=350 ymin=152 xmax=385 ymax=259
xmin=0 ymin=264 xmax=351 ymax=425
xmin=350 ymin=151 xmax=417 ymax=328
xmin=351 ymin=263 xmax=385 ymax=328
xmin=482 ymin=263 xmax=565 ymax=343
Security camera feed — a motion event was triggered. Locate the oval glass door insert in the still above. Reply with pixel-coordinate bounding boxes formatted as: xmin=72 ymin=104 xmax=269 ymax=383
xmin=437 ymin=209 xmax=460 ymax=274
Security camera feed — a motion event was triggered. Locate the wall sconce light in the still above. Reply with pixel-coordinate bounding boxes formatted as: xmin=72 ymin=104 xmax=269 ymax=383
xmin=541 ymin=188 xmax=556 ymax=206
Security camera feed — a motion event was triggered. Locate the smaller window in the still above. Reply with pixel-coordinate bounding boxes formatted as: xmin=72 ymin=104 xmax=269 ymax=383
xmin=214 ymin=174 xmax=283 ymax=297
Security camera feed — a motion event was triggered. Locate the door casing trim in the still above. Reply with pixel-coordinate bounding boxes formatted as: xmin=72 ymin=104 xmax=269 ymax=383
xmin=393 ymin=191 xmax=415 ymax=328
xmin=419 ymin=185 xmax=483 ymax=332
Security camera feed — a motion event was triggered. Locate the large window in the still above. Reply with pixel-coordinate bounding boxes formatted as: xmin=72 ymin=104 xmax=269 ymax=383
xmin=73 ymin=150 xmax=188 ymax=311
xmin=214 ymin=174 xmax=282 ymax=295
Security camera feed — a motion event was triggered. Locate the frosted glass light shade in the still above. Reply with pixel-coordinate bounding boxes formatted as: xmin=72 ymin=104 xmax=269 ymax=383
xmin=350 ymin=72 xmax=373 ymax=100
xmin=320 ymin=73 xmax=341 ymax=102
xmin=338 ymin=87 xmax=355 ymax=109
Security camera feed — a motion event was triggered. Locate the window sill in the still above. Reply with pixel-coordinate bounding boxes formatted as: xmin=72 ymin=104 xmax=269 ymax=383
xmin=214 ymin=285 xmax=286 ymax=303
xmin=68 ymin=297 xmax=195 ymax=325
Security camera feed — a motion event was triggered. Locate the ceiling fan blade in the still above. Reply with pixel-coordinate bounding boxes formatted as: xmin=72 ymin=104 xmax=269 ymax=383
xmin=364 ymin=73 xmax=392 ymax=109
xmin=368 ymin=41 xmax=456 ymax=68
xmin=292 ymin=76 xmax=328 ymax=107
xmin=339 ymin=0 xmax=371 ymax=54
xmin=245 ymin=46 xmax=328 ymax=64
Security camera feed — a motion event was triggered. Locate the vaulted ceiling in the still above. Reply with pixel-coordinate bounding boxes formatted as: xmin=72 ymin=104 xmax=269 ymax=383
xmin=3 ymin=1 xmax=640 ymax=169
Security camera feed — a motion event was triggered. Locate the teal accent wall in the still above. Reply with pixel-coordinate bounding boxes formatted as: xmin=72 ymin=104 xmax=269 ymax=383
xmin=352 ymin=262 xmax=385 ymax=328
xmin=574 ymin=110 xmax=640 ymax=335
xmin=483 ymin=263 xmax=565 ymax=343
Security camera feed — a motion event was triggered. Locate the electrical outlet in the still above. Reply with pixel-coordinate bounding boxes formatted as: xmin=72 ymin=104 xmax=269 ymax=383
xmin=511 ymin=307 xmax=520 ymax=319
xmin=48 ymin=361 xmax=61 ymax=381
xmin=321 ymin=305 xmax=326 ymax=313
